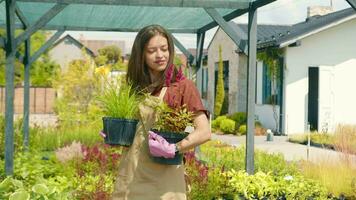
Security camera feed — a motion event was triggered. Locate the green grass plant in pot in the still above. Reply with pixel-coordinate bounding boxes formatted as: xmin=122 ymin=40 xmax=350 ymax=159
xmin=97 ymin=75 xmax=141 ymax=146
xmin=151 ymin=103 xmax=194 ymax=165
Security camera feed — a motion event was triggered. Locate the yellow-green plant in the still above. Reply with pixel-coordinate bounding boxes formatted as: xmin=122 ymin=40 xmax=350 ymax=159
xmin=53 ymin=52 xmax=100 ymax=125
xmin=153 ymin=103 xmax=194 ymax=133
xmin=300 ymin=159 xmax=356 ymax=198
xmin=96 ymin=79 xmax=141 ymax=120
xmin=214 ymin=45 xmax=225 ymax=117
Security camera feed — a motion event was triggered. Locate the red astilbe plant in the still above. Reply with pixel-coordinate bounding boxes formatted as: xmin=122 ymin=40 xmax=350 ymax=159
xmin=72 ymin=143 xmax=122 ymax=200
xmin=165 ymin=64 xmax=186 ymax=87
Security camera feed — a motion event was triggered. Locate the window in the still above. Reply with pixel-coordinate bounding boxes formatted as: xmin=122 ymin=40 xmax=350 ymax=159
xmin=262 ymin=59 xmax=283 ymax=105
xmin=201 ymin=67 xmax=208 ymax=99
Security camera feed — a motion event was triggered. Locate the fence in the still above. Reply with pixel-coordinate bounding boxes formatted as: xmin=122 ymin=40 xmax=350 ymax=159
xmin=0 ymin=87 xmax=56 ymax=114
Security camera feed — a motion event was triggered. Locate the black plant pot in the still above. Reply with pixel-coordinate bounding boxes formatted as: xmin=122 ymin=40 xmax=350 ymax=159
xmin=102 ymin=117 xmax=139 ymax=146
xmin=150 ymin=129 xmax=188 ymax=165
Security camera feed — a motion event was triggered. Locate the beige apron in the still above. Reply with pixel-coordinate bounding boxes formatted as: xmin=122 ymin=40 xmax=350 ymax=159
xmin=112 ymin=87 xmax=186 ymax=200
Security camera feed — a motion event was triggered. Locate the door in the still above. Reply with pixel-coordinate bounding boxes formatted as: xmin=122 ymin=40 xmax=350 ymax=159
xmin=308 ymin=67 xmax=319 ymax=131
xmin=318 ymin=66 xmax=334 ymax=133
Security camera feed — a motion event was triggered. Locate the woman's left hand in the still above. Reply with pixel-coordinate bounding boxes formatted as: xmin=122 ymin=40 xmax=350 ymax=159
xmin=148 ymin=131 xmax=176 ymax=158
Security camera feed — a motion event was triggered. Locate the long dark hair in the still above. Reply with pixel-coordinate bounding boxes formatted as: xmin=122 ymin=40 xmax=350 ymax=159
xmin=127 ymin=24 xmax=177 ymax=93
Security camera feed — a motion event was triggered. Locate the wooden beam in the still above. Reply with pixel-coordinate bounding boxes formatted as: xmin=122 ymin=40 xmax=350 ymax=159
xmin=245 ymin=4 xmax=257 ymax=175
xmin=346 ymin=0 xmax=356 ymax=10
xmin=252 ymin=0 xmax=276 ymax=9
xmin=0 ymin=36 xmax=5 ymax=48
xmin=205 ymin=8 xmax=247 ymax=54
xmin=17 ymin=0 xmax=251 ymax=9
xmin=198 ymin=8 xmax=248 ymax=33
xmin=5 ymin=0 xmax=16 ymax=176
xmin=195 ymin=32 xmax=205 ymax=72
xmin=172 ymin=35 xmax=194 ymax=65
xmin=29 ymin=29 xmax=64 ymax=64
xmin=0 ymin=23 xmax=198 ymax=33
xmin=15 ymin=4 xmax=29 ymax=27
xmin=23 ymin=38 xmax=30 ymax=151
xmin=14 ymin=3 xmax=67 ymax=47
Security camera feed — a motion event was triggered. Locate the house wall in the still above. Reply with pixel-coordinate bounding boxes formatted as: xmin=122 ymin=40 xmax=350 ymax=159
xmin=332 ymin=59 xmax=356 ymax=127
xmin=283 ymin=18 xmax=356 ymax=134
xmin=49 ymin=38 xmax=88 ymax=71
xmin=207 ymin=28 xmax=247 ymax=115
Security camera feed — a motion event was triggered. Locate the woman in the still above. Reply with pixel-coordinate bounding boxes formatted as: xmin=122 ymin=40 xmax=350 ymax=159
xmin=112 ymin=24 xmax=211 ymax=200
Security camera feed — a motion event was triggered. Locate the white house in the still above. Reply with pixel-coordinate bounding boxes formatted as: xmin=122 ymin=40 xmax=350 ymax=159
xmin=49 ymin=34 xmax=95 ymax=71
xmin=206 ymin=7 xmax=356 ymax=134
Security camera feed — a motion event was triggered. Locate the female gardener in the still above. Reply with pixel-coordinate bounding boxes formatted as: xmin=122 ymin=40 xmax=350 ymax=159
xmin=111 ymin=24 xmax=211 ymax=200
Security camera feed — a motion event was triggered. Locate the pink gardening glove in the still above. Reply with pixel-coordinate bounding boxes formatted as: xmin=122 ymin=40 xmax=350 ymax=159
xmin=148 ymin=131 xmax=175 ymax=158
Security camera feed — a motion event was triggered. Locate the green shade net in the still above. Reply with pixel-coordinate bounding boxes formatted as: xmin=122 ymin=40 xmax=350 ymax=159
xmin=0 ymin=1 xmax=257 ymax=33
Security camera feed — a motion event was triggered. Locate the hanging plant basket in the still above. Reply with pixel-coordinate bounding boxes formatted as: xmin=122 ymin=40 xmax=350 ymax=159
xmin=150 ymin=129 xmax=188 ymax=165
xmin=102 ymin=117 xmax=139 ymax=146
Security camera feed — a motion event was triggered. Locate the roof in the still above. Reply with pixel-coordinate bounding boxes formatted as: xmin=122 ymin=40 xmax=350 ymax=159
xmin=52 ymin=34 xmax=95 ymax=57
xmin=261 ymin=7 xmax=356 ymax=48
xmin=0 ymin=0 xmax=274 ymax=34
xmin=208 ymin=22 xmax=291 ymax=50
xmin=209 ymin=7 xmax=356 ymax=51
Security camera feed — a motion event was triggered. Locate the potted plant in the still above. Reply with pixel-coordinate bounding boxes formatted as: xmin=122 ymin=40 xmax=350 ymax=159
xmin=96 ymin=67 xmax=142 ymax=146
xmin=151 ymin=103 xmax=194 ymax=165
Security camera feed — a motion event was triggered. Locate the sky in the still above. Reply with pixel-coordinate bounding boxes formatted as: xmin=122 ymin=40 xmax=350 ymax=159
xmin=66 ymin=0 xmax=351 ymax=54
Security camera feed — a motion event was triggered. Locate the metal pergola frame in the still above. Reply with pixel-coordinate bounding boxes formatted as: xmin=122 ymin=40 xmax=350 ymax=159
xmin=2 ymin=0 xmax=356 ymax=177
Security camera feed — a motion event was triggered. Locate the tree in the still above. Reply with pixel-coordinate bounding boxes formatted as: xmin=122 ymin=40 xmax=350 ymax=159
xmin=95 ymin=45 xmax=127 ymax=71
xmin=0 ymin=30 xmax=60 ymax=86
xmin=214 ymin=45 xmax=225 ymax=117
xmin=53 ymin=52 xmax=100 ymax=125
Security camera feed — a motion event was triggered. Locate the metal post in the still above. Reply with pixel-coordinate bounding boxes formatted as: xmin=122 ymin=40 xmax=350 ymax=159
xmin=23 ymin=38 xmax=30 ymax=151
xmin=4 ymin=0 xmax=16 ymax=176
xmin=246 ymin=3 xmax=257 ymax=175
xmin=196 ymin=32 xmax=205 ymax=93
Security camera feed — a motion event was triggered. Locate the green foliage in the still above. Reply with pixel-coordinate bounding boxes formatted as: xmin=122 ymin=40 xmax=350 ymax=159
xmin=225 ymin=170 xmax=329 ymax=200
xmin=186 ymin=141 xmax=329 ymax=200
xmin=257 ymin=47 xmax=283 ymax=85
xmin=228 ymin=112 xmax=247 ymax=129
xmin=97 ymin=45 xmax=122 ymax=65
xmin=30 ymin=54 xmax=60 ymax=87
xmin=95 ymin=45 xmax=127 ymax=71
xmin=72 ymin=143 xmax=122 ymax=199
xmin=0 ymin=30 xmax=59 ymax=86
xmin=219 ymin=118 xmax=235 ymax=134
xmin=174 ymin=54 xmax=184 ymax=66
xmin=53 ymin=55 xmax=100 ymax=125
xmin=29 ymin=123 xmax=102 ymax=151
xmin=214 ymin=45 xmax=225 ymax=117
xmin=154 ymin=103 xmax=194 ymax=133
xmin=211 ymin=115 xmax=227 ymax=129
xmin=0 ymin=152 xmax=77 ymax=200
xmin=238 ymin=124 xmax=247 ymax=135
xmin=200 ymin=141 xmax=299 ymax=176
xmin=96 ymin=79 xmax=141 ymax=119
xmin=300 ymin=159 xmax=356 ymax=199
xmin=0 ymin=115 xmax=27 ymax=159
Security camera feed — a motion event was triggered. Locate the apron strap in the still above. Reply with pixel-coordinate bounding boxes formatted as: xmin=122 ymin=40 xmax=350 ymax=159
xmin=158 ymin=87 xmax=167 ymax=101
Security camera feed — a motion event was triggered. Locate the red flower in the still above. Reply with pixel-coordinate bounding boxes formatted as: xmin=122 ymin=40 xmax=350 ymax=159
xmin=165 ymin=64 xmax=174 ymax=86
xmin=176 ymin=65 xmax=186 ymax=82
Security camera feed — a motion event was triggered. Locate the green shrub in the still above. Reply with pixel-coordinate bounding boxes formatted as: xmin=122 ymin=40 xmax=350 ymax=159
xmin=0 ymin=115 xmax=26 ymax=159
xmin=238 ymin=124 xmax=247 ymax=135
xmin=211 ymin=115 xmax=227 ymax=129
xmin=228 ymin=112 xmax=247 ymax=128
xmin=219 ymin=118 xmax=235 ymax=134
